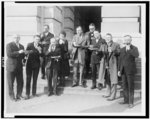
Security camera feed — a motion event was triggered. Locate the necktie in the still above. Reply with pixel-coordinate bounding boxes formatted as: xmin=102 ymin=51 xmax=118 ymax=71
xmin=16 ymin=43 xmax=19 ymax=49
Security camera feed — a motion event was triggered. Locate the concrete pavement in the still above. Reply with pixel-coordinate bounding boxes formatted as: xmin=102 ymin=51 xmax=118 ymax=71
xmin=5 ymin=68 xmax=142 ymax=116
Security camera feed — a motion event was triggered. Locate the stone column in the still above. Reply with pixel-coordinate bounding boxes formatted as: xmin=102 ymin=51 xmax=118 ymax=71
xmin=64 ymin=7 xmax=75 ymax=51
xmin=43 ymin=6 xmax=64 ymax=37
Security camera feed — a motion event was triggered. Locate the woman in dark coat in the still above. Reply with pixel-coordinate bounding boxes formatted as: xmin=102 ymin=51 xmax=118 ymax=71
xmin=58 ymin=30 xmax=70 ymax=86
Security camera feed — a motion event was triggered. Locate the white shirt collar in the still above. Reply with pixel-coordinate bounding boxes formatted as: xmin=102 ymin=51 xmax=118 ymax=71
xmin=44 ymin=32 xmax=49 ymax=36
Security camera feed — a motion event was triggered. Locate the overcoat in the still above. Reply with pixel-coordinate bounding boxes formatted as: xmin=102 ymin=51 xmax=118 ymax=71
xmin=58 ymin=39 xmax=70 ymax=76
xmin=72 ymin=34 xmax=87 ymax=65
xmin=106 ymin=41 xmax=120 ymax=84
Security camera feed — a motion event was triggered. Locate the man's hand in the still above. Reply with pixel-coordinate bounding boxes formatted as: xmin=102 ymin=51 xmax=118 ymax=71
xmin=89 ymin=45 xmax=94 ymax=48
xmin=106 ymin=66 xmax=109 ymax=69
xmin=118 ymin=71 xmax=121 ymax=77
xmin=73 ymin=42 xmax=78 ymax=47
xmin=18 ymin=49 xmax=24 ymax=54
xmin=42 ymin=41 xmax=47 ymax=45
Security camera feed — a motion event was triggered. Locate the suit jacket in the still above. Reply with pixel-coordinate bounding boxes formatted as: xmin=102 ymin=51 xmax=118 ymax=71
xmin=72 ymin=34 xmax=87 ymax=65
xmin=6 ymin=42 xmax=25 ymax=72
xmin=90 ymin=38 xmax=106 ymax=64
xmin=118 ymin=45 xmax=139 ymax=75
xmin=40 ymin=32 xmax=54 ymax=55
xmin=45 ymin=44 xmax=61 ymax=69
xmin=58 ymin=39 xmax=69 ymax=60
xmin=85 ymin=31 xmax=95 ymax=46
xmin=26 ymin=42 xmax=42 ymax=69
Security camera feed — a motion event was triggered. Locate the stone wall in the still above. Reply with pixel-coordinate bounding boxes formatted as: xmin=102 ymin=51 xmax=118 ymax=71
xmin=64 ymin=7 xmax=75 ymax=50
xmin=101 ymin=6 xmax=142 ymax=57
xmin=6 ymin=5 xmax=143 ymax=56
xmin=6 ymin=6 xmax=42 ymax=47
xmin=6 ymin=5 xmax=75 ymax=51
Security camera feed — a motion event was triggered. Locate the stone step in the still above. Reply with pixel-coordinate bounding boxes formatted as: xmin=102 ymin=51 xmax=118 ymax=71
xmin=136 ymin=67 xmax=141 ymax=74
xmin=134 ymin=74 xmax=141 ymax=81
xmin=42 ymin=78 xmax=141 ymax=96
xmin=134 ymin=81 xmax=141 ymax=90
xmin=43 ymin=79 xmax=122 ymax=95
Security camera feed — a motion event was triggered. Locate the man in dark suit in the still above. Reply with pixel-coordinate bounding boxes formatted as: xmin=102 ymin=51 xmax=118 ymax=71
xmin=84 ymin=23 xmax=96 ymax=78
xmin=25 ymin=35 xmax=42 ymax=99
xmin=118 ymin=35 xmax=139 ymax=108
xmin=46 ymin=38 xmax=61 ymax=96
xmin=40 ymin=25 xmax=54 ymax=79
xmin=6 ymin=34 xmax=25 ymax=101
xmin=89 ymin=31 xmax=105 ymax=89
xmin=72 ymin=26 xmax=87 ymax=88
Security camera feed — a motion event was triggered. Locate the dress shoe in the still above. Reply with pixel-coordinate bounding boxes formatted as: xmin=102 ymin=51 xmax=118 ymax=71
xmin=10 ymin=97 xmax=16 ymax=101
xmin=72 ymin=83 xmax=78 ymax=87
xmin=119 ymin=101 xmax=128 ymax=104
xmin=20 ymin=96 xmax=25 ymax=100
xmin=15 ymin=96 xmax=21 ymax=101
xmin=53 ymin=91 xmax=58 ymax=96
xmin=25 ymin=95 xmax=30 ymax=100
xmin=48 ymin=92 xmax=53 ymax=96
xmin=102 ymin=95 xmax=110 ymax=98
xmin=91 ymin=86 xmax=96 ymax=89
xmin=97 ymin=83 xmax=103 ymax=90
xmin=128 ymin=104 xmax=134 ymax=108
xmin=81 ymin=84 xmax=87 ymax=88
xmin=107 ymin=98 xmax=115 ymax=101
xmin=33 ymin=94 xmax=38 ymax=97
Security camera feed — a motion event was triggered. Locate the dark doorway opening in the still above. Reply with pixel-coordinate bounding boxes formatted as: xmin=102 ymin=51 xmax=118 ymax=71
xmin=74 ymin=6 xmax=101 ymax=33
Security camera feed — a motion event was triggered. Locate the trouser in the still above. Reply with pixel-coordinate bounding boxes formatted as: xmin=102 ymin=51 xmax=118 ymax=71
xmin=85 ymin=50 xmax=92 ymax=76
xmin=26 ymin=67 xmax=40 ymax=96
xmin=73 ymin=63 xmax=85 ymax=85
xmin=91 ymin=63 xmax=100 ymax=87
xmin=59 ymin=60 xmax=66 ymax=85
xmin=104 ymin=69 xmax=117 ymax=99
xmin=122 ymin=72 xmax=135 ymax=104
xmin=46 ymin=64 xmax=59 ymax=93
xmin=41 ymin=56 xmax=46 ymax=76
xmin=106 ymin=83 xmax=117 ymax=99
xmin=7 ymin=68 xmax=24 ymax=99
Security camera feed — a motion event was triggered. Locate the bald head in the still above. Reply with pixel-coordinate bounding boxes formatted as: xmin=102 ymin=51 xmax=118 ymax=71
xmin=12 ymin=34 xmax=20 ymax=43
xmin=123 ymin=35 xmax=132 ymax=45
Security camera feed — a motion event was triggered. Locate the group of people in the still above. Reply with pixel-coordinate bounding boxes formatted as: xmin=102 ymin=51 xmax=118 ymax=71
xmin=6 ymin=23 xmax=139 ymax=108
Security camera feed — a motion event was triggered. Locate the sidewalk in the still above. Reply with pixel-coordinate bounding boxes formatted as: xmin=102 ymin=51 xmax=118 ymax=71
xmin=5 ymin=68 xmax=142 ymax=116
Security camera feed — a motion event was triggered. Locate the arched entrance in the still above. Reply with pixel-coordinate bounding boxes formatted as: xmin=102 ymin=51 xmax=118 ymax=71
xmin=74 ymin=6 xmax=101 ymax=33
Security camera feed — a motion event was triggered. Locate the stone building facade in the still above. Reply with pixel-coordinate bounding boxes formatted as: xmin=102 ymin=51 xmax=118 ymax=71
xmin=6 ymin=5 xmax=143 ymax=56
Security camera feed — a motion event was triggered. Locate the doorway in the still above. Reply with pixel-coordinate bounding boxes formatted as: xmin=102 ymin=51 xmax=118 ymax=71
xmin=74 ymin=6 xmax=101 ymax=33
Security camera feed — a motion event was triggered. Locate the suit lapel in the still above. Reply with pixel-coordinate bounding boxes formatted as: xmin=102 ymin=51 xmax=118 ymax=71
xmin=12 ymin=42 xmax=20 ymax=51
xmin=121 ymin=47 xmax=127 ymax=58
xmin=76 ymin=35 xmax=84 ymax=45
